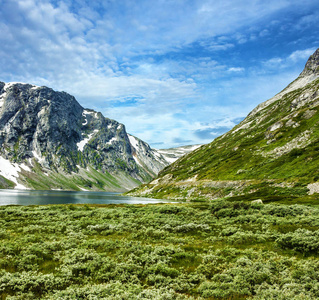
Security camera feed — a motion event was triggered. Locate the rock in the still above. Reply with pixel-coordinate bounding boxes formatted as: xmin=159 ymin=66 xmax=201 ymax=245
xmin=268 ymin=122 xmax=283 ymax=132
xmin=299 ymin=48 xmax=319 ymax=77
xmin=251 ymin=199 xmax=263 ymax=204
xmin=307 ymin=182 xmax=319 ymax=195
xmin=0 ymin=82 xmax=170 ymax=190
xmin=303 ymin=109 xmax=316 ymax=120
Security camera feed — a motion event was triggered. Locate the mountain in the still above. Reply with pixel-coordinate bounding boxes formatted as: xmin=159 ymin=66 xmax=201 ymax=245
xmin=0 ymin=82 xmax=169 ymax=191
xmin=128 ymin=48 xmax=319 ymax=202
xmin=157 ymin=144 xmax=203 ymax=164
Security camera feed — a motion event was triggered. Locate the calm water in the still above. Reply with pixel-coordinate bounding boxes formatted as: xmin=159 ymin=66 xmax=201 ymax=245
xmin=0 ymin=189 xmax=172 ymax=206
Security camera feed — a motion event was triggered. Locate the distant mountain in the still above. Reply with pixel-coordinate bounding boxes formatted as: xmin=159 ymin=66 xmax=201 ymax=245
xmin=0 ymin=82 xmax=169 ymax=191
xmin=128 ymin=48 xmax=319 ymax=201
xmin=157 ymin=144 xmax=203 ymax=164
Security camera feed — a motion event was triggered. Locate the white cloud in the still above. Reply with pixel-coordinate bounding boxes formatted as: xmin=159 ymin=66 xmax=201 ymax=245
xmin=228 ymin=67 xmax=245 ymax=73
xmin=200 ymin=41 xmax=235 ymax=51
xmin=263 ymin=58 xmax=284 ymax=69
xmin=0 ymin=0 xmax=317 ymax=148
xmin=261 ymin=48 xmax=317 ymax=71
xmin=288 ymin=48 xmax=317 ymax=62
xmin=73 ymin=76 xmax=197 ymax=106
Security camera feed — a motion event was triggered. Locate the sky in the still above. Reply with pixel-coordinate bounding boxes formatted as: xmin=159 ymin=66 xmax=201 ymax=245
xmin=0 ymin=0 xmax=318 ymax=148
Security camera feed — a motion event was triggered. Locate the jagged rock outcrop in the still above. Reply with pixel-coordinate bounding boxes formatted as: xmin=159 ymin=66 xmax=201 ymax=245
xmin=0 ymin=82 xmax=169 ymax=191
xmin=300 ymin=48 xmax=319 ymax=77
xmin=128 ymin=48 xmax=319 ymax=201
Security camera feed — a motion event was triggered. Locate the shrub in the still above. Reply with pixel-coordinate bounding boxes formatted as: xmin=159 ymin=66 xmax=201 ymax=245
xmin=276 ymin=228 xmax=319 ymax=253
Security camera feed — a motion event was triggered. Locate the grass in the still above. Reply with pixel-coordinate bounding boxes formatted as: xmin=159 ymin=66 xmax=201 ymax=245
xmin=13 ymin=161 xmax=140 ymax=192
xmin=1 ymin=200 xmax=319 ymax=299
xmin=130 ymin=78 xmax=319 ymax=201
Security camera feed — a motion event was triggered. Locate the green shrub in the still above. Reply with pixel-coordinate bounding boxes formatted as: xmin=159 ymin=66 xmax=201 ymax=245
xmin=276 ymin=228 xmax=319 ymax=253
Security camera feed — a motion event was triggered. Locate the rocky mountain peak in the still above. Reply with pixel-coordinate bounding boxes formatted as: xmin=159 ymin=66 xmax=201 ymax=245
xmin=249 ymin=48 xmax=319 ymax=117
xmin=300 ymin=48 xmax=319 ymax=77
xmin=0 ymin=82 xmax=170 ymax=191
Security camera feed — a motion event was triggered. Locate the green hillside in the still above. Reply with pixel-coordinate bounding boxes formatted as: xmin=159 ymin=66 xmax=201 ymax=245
xmin=128 ymin=49 xmax=319 ymax=203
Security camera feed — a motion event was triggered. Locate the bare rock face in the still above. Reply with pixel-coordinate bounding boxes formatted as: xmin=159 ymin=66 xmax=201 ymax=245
xmin=0 ymin=83 xmax=83 ymax=171
xmin=300 ymin=48 xmax=319 ymax=77
xmin=0 ymin=82 xmax=169 ymax=190
xmin=249 ymin=48 xmax=319 ymax=118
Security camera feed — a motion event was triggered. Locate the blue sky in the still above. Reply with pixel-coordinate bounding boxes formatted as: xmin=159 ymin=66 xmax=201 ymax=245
xmin=0 ymin=0 xmax=318 ymax=148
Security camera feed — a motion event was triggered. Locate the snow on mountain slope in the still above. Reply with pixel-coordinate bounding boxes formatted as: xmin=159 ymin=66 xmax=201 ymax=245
xmin=157 ymin=145 xmax=203 ymax=164
xmin=128 ymin=134 xmax=170 ymax=176
xmin=0 ymin=82 xmax=169 ymax=191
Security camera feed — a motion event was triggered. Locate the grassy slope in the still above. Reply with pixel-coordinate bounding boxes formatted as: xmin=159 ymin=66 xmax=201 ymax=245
xmin=0 ymin=159 xmax=143 ymax=192
xmin=129 ymin=78 xmax=319 ymax=202
xmin=1 ymin=202 xmax=319 ymax=299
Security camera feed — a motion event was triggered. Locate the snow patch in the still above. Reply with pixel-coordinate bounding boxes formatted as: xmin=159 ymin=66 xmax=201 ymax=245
xmin=0 ymin=91 xmax=7 ymax=109
xmin=82 ymin=112 xmax=88 ymax=125
xmin=153 ymin=150 xmax=162 ymax=159
xmin=157 ymin=145 xmax=202 ymax=164
xmin=32 ymin=150 xmax=43 ymax=162
xmin=77 ymin=130 xmax=98 ymax=151
xmin=20 ymin=164 xmax=31 ymax=172
xmin=128 ymin=134 xmax=139 ymax=150
xmin=3 ymin=82 xmax=39 ymax=91
xmin=133 ymin=156 xmax=144 ymax=167
xmin=84 ymin=110 xmax=98 ymax=118
xmin=159 ymin=155 xmax=176 ymax=164
xmin=181 ymin=145 xmax=201 ymax=151
xmin=0 ymin=157 xmax=28 ymax=189
xmin=106 ymin=137 xmax=117 ymax=145
xmin=82 ymin=110 xmax=99 ymax=124
xmin=79 ymin=187 xmax=90 ymax=191
xmin=83 ymin=110 xmax=94 ymax=115
xmin=4 ymin=82 xmax=22 ymax=90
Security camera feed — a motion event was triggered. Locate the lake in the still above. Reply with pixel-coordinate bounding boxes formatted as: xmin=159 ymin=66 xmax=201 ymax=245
xmin=0 ymin=189 xmax=173 ymax=206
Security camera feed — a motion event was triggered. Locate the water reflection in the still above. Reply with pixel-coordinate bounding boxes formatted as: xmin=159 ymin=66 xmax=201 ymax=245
xmin=0 ymin=189 xmax=171 ymax=206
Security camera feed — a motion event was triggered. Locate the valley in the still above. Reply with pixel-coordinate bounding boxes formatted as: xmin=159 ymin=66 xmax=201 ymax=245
xmin=128 ymin=48 xmax=319 ymax=204
xmin=1 ymin=2 xmax=319 ymax=299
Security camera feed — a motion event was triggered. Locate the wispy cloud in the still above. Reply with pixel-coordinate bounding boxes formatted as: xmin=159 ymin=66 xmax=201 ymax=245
xmin=262 ymin=48 xmax=318 ymax=71
xmin=0 ymin=0 xmax=318 ymax=148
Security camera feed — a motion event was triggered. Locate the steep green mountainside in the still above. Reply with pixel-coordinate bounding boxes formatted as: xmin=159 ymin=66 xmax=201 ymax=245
xmin=128 ymin=48 xmax=319 ymax=202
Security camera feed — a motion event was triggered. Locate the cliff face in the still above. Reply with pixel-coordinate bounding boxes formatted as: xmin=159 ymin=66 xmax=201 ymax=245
xmin=128 ymin=48 xmax=319 ymax=201
xmin=0 ymin=82 xmax=169 ymax=191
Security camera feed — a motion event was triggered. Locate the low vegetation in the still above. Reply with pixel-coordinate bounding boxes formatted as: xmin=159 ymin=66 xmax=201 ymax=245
xmin=1 ymin=200 xmax=319 ymax=299
xmin=129 ymin=78 xmax=319 ymax=201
